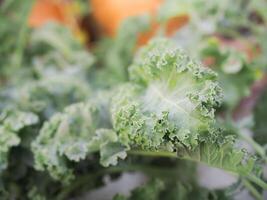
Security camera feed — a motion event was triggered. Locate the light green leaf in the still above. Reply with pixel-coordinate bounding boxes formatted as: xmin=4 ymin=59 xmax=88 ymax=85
xmin=100 ymin=142 xmax=127 ymax=167
xmin=112 ymin=38 xmax=222 ymax=150
xmin=0 ymin=109 xmax=38 ymax=172
xmin=32 ymin=102 xmax=126 ymax=183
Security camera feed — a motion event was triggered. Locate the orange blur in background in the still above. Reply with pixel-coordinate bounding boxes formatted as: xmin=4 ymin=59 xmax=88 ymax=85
xmin=91 ymin=0 xmax=189 ymax=44
xmin=29 ymin=0 xmax=70 ymax=27
xmin=29 ymin=0 xmax=86 ymax=42
xmin=29 ymin=0 xmax=189 ymax=45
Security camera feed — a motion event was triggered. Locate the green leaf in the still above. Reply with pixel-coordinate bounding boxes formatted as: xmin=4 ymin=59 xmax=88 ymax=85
xmin=30 ymin=23 xmax=95 ymax=78
xmin=32 ymin=102 xmax=98 ymax=183
xmin=30 ymin=23 xmax=91 ymax=61
xmin=0 ymin=127 xmax=20 ymax=172
xmin=112 ymin=38 xmax=222 ymax=150
xmin=0 ymin=109 xmax=38 ymax=172
xmin=100 ymin=142 xmax=127 ymax=167
xmin=32 ymin=102 xmax=126 ymax=183
xmin=177 ymin=135 xmax=256 ymax=176
xmin=19 ymin=76 xmax=90 ymax=118
xmin=111 ymin=38 xmax=260 ymax=187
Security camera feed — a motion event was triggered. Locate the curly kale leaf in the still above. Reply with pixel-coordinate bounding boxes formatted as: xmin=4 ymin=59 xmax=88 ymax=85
xmin=11 ymin=24 xmax=94 ymax=119
xmin=32 ymin=102 xmax=126 ymax=183
xmin=30 ymin=38 xmax=262 ymax=189
xmin=112 ymin=38 xmax=222 ymax=150
xmin=18 ymin=76 xmax=90 ymax=118
xmin=0 ymin=109 xmax=38 ymax=172
xmin=0 ymin=127 xmax=20 ymax=173
xmin=111 ymin=38 xmax=258 ymax=178
xmin=177 ymin=135 xmax=256 ymax=176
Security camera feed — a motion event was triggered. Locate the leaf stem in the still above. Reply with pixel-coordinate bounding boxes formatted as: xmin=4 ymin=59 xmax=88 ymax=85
xmin=128 ymin=150 xmax=177 ymax=158
xmin=129 ymin=149 xmax=267 ymax=191
xmin=247 ymin=174 xmax=267 ymax=190
xmin=56 ymin=148 xmax=267 ymax=199
xmin=242 ymin=179 xmax=262 ymax=200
